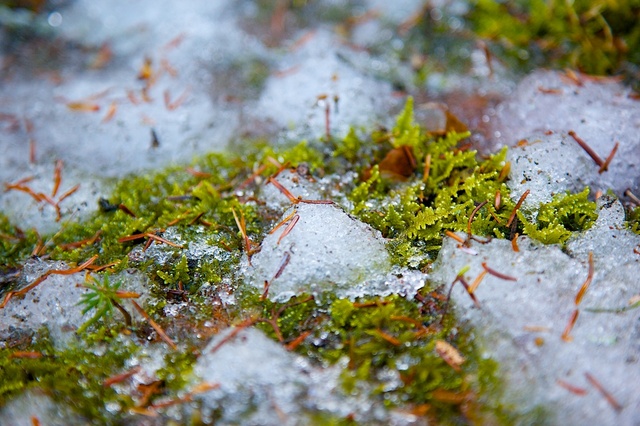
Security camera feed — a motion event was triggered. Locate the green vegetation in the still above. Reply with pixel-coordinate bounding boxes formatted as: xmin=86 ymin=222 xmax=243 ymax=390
xmin=467 ymin=0 xmax=640 ymax=76
xmin=0 ymin=98 xmax=601 ymax=424
xmin=0 ymin=329 xmax=137 ymax=422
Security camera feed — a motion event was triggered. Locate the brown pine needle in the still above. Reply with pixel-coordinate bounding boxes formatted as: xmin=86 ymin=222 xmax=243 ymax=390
xmin=598 ymin=142 xmax=619 ymax=174
xmin=575 ymin=252 xmax=594 ymax=305
xmin=103 ymin=366 xmax=141 ymax=387
xmin=467 ymin=201 xmax=488 ymax=239
xmin=374 ymin=329 xmax=402 ymax=346
xmin=506 ymin=189 xmax=530 ymax=227
xmin=584 ymin=372 xmax=623 ymax=412
xmin=268 ymin=177 xmax=299 ymax=203
xmin=131 ymin=300 xmax=177 ymax=350
xmin=556 ymin=378 xmax=588 ymax=395
xmin=568 ymin=130 xmax=603 ymax=166
xmin=277 ymin=214 xmax=299 ymax=244
xmin=482 ymin=262 xmax=517 ymax=281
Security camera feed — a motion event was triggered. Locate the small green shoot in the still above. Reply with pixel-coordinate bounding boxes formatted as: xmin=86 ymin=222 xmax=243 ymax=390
xmin=77 ymin=274 xmax=139 ymax=334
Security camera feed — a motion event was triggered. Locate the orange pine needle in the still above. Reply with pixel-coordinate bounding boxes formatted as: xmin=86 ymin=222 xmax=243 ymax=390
xmin=102 ymin=101 xmax=117 ymax=123
xmin=232 ymin=208 xmax=254 ymax=260
xmin=435 ymin=340 xmax=465 ymax=372
xmin=10 ymin=351 xmax=43 ymax=359
xmin=277 ymin=214 xmax=299 ymax=245
xmin=422 ymin=153 xmax=431 ymax=182
xmin=269 ymin=210 xmax=297 ymax=235
xmin=66 ymin=102 xmax=100 ymax=112
xmin=575 ymin=252 xmax=594 ymax=305
xmin=375 ymin=329 xmax=402 ymax=346
xmin=468 ymin=270 xmax=488 ymax=294
xmin=56 ymin=183 xmax=80 ymax=203
xmin=561 ymin=309 xmax=579 ymax=342
xmin=0 ymin=255 xmax=98 ymax=308
xmin=511 ymin=233 xmax=520 ymax=252
xmin=445 ymin=231 xmax=465 ymax=244
xmin=285 ymin=330 xmax=312 ymax=351
xmin=58 ymin=230 xmax=102 ymax=251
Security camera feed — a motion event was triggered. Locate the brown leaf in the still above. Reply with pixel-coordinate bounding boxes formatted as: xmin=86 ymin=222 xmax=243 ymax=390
xmin=379 ymin=145 xmax=416 ymax=180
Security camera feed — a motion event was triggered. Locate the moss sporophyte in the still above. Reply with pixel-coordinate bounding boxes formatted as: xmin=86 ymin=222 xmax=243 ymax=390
xmin=0 ymin=98 xmax=600 ymax=423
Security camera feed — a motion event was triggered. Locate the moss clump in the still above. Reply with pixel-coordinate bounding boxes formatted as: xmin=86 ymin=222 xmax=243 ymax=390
xmin=467 ymin=0 xmax=640 ymax=76
xmin=0 ymin=212 xmax=39 ymax=269
xmin=247 ymin=289 xmax=517 ymax=424
xmin=0 ymin=98 xmax=602 ymax=424
xmin=518 ymin=188 xmax=597 ymax=245
xmin=0 ymin=329 xmax=137 ymax=422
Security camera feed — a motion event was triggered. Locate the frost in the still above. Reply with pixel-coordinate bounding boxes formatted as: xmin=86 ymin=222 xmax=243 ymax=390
xmin=244 ymin=203 xmax=391 ymax=302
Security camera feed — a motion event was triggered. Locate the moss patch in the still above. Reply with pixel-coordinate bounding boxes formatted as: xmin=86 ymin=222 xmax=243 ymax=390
xmin=0 ymin=98 xmax=602 ymax=424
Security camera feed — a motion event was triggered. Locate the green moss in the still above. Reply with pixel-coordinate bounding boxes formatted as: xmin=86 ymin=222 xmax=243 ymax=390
xmin=467 ymin=0 xmax=640 ymax=76
xmin=0 ymin=212 xmax=39 ymax=269
xmin=0 ymin=329 xmax=137 ymax=423
xmin=518 ymin=188 xmax=597 ymax=245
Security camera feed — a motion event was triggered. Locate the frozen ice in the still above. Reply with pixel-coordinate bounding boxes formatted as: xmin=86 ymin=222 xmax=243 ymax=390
xmin=248 ymin=27 xmax=398 ymax=143
xmin=494 ymin=70 xmax=640 ymax=198
xmin=566 ymin=195 xmax=640 ymax=269
xmin=243 ymin=203 xmax=391 ymax=302
xmin=506 ymin=132 xmax=598 ymax=210
xmin=0 ymin=259 xmax=152 ymax=348
xmin=0 ymin=0 xmax=413 ymax=236
xmin=431 ymin=227 xmax=640 ymax=424
xmin=260 ymin=169 xmax=326 ymax=212
xmin=0 ymin=390 xmax=86 ymax=426
xmin=193 ymin=326 xmax=404 ymax=425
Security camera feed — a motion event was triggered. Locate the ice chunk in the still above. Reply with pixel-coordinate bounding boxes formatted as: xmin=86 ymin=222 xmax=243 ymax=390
xmin=194 ymin=326 xmax=390 ymax=425
xmin=249 ymin=28 xmax=397 ymax=142
xmin=494 ymin=70 xmax=640 ymax=197
xmin=0 ymin=390 xmax=86 ymax=426
xmin=0 ymin=260 xmax=151 ymax=348
xmin=431 ymin=233 xmax=640 ymax=424
xmin=506 ymin=132 xmax=596 ymax=209
xmin=244 ymin=203 xmax=391 ymax=301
